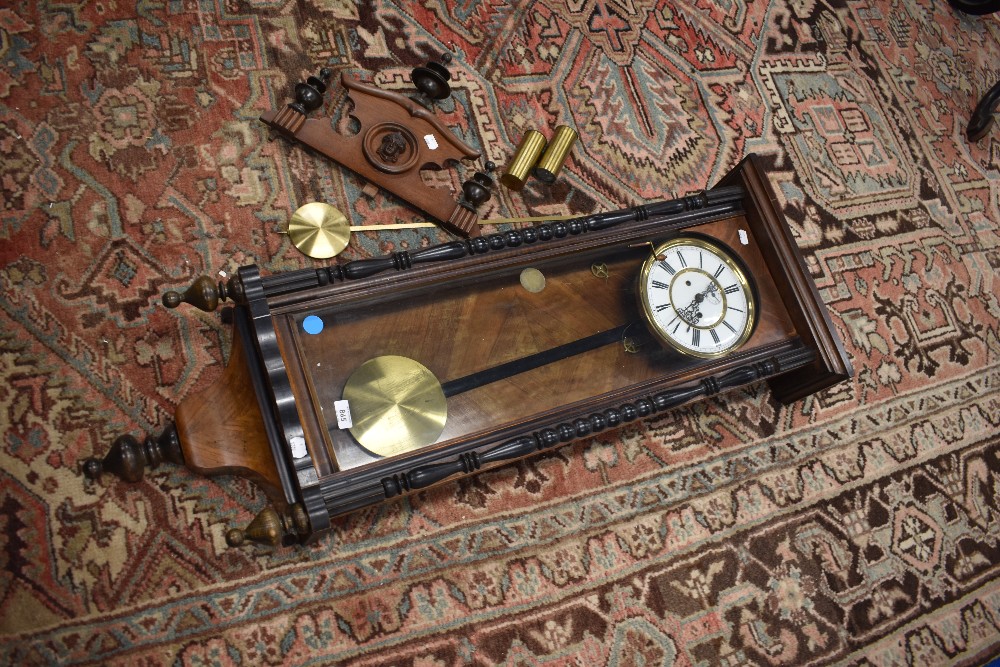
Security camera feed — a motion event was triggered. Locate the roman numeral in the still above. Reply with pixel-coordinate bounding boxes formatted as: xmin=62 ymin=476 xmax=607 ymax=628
xmin=659 ymin=260 xmax=677 ymax=275
xmin=651 ymin=280 xmax=669 ymax=289
xmin=678 ymin=251 xmax=687 ymax=268
xmin=655 ymin=303 xmax=671 ymax=312
xmin=699 ymin=251 xmax=704 ymax=268
xmin=722 ymin=320 xmax=737 ymax=333
xmin=724 ymin=284 xmax=740 ymax=295
xmin=691 ymin=329 xmax=701 ymax=347
xmin=714 ymin=265 xmax=725 ymax=278
xmin=710 ymin=329 xmax=720 ymax=344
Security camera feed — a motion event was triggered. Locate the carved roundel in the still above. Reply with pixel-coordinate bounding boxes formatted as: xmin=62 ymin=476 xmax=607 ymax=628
xmin=363 ymin=122 xmax=420 ymax=174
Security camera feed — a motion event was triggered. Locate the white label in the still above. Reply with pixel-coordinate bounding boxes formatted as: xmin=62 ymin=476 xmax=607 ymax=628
xmin=423 ymin=134 xmax=439 ymax=150
xmin=334 ymin=400 xmax=353 ymax=429
xmin=738 ymin=229 xmax=749 ymax=245
xmin=289 ymin=435 xmax=307 ymax=459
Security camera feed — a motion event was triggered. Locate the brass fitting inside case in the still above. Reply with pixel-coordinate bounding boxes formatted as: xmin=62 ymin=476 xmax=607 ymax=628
xmin=501 ymin=130 xmax=547 ymax=191
xmin=533 ymin=125 xmax=577 ymax=184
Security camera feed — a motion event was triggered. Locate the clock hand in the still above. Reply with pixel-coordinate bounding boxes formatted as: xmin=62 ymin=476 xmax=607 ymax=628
xmin=676 ymin=302 xmax=700 ymax=325
xmin=677 ymin=281 xmax=720 ymax=325
xmin=703 ymin=282 xmax=721 ymax=303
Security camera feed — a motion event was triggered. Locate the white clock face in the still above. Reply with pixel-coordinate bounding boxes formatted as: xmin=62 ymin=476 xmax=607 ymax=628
xmin=638 ymin=237 xmax=756 ymax=358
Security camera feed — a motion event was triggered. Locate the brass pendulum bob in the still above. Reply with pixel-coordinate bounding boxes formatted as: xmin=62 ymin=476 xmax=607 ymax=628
xmin=287 ymin=202 xmax=351 ymax=259
xmin=342 ymin=356 xmax=449 ymax=458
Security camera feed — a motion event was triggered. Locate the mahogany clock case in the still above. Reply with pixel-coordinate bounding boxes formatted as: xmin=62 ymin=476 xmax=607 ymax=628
xmin=287 ymin=216 xmax=781 ymax=477
xmin=87 ymin=154 xmax=852 ymax=547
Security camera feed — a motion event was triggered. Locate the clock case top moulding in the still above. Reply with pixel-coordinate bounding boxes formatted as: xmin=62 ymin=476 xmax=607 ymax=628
xmin=84 ymin=154 xmax=853 ymax=549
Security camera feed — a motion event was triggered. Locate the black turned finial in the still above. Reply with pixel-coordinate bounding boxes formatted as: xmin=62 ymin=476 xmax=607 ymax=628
xmin=462 ymin=161 xmax=495 ymax=208
xmin=411 ymin=52 xmax=452 ymax=107
xmin=291 ymin=68 xmax=331 ymax=114
xmin=82 ymin=423 xmax=184 ymax=483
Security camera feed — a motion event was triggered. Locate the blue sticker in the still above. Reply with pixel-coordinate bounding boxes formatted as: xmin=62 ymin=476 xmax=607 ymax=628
xmin=302 ymin=315 xmax=324 ymax=335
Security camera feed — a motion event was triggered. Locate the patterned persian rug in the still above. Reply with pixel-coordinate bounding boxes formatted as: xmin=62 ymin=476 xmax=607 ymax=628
xmin=2 ymin=1 xmax=1000 ymax=665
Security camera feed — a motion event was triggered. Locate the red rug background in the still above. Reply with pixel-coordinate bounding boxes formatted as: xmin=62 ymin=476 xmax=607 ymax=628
xmin=2 ymin=1 xmax=1000 ymax=665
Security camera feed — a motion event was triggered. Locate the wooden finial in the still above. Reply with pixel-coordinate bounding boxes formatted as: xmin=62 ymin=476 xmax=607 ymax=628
xmin=82 ymin=424 xmax=184 ymax=483
xmin=225 ymin=504 xmax=311 ymax=548
xmin=162 ymin=274 xmax=243 ymax=312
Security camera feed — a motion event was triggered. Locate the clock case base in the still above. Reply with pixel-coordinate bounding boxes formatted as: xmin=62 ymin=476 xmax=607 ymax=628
xmin=85 ymin=154 xmax=852 ymax=548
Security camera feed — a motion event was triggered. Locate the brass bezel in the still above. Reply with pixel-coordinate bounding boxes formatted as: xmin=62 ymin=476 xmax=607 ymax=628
xmin=638 ymin=236 xmax=757 ymax=359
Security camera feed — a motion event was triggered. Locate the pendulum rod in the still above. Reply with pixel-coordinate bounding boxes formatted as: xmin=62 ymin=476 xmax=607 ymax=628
xmin=340 ymin=323 xmax=636 ymax=456
xmin=441 ymin=323 xmax=631 ymax=398
xmin=346 ymin=214 xmax=581 ymax=232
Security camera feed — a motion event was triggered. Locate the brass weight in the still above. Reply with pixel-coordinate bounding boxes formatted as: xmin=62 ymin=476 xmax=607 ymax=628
xmin=533 ymin=125 xmax=578 ymax=183
xmin=501 ymin=130 xmax=547 ymax=191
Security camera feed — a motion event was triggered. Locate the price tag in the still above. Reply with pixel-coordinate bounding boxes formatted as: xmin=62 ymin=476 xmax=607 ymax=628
xmin=289 ymin=435 xmax=307 ymax=459
xmin=334 ymin=400 xmax=353 ymax=429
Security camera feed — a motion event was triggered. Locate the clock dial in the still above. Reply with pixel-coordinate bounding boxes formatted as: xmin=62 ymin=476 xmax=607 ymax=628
xmin=638 ymin=237 xmax=756 ymax=358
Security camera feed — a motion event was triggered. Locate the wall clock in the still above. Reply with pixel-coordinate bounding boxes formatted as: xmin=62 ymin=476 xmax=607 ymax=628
xmin=84 ymin=154 xmax=852 ymax=548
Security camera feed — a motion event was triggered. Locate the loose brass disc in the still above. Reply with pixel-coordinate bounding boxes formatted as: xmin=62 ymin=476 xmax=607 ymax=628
xmin=342 ymin=355 xmax=447 ymax=457
xmin=287 ymin=202 xmax=350 ymax=259
xmin=519 ymin=267 xmax=546 ymax=293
